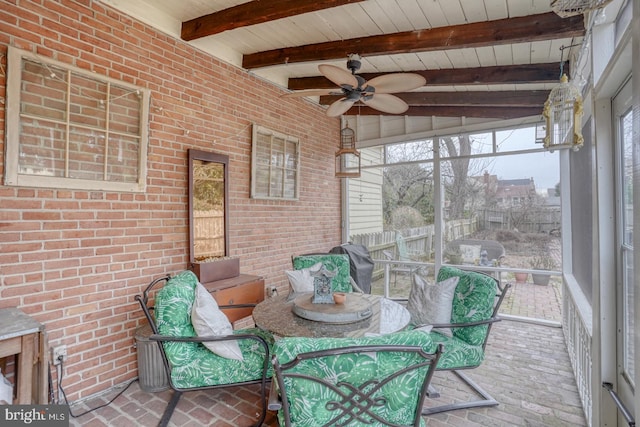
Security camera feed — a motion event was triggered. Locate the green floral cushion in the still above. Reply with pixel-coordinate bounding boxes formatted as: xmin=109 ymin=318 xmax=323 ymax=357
xmin=273 ymin=330 xmax=436 ymax=427
xmin=436 ymin=266 xmax=497 ymax=346
xmin=428 ymin=333 xmax=484 ymax=369
xmin=292 ymin=254 xmax=352 ymax=293
xmin=154 ymin=270 xmax=273 ymax=389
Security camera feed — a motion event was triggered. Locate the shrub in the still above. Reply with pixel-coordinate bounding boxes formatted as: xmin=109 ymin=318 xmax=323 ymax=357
xmin=530 ymin=254 xmax=556 ymax=270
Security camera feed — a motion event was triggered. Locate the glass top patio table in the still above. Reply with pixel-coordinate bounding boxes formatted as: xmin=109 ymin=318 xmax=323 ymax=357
xmin=253 ymin=293 xmax=410 ymax=338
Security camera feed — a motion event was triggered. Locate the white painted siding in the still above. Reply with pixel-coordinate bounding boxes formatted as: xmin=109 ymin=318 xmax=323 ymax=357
xmin=348 ymin=147 xmax=384 ymax=237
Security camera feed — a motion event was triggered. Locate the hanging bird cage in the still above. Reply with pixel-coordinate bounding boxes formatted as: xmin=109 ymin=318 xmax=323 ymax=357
xmin=542 ymin=74 xmax=584 ymax=152
xmin=550 ymin=0 xmax=613 ymax=17
xmin=335 ymin=123 xmax=360 ymax=178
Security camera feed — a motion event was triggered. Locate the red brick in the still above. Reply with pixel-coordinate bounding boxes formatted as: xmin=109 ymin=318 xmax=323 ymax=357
xmin=0 ymin=0 xmax=341 ymax=403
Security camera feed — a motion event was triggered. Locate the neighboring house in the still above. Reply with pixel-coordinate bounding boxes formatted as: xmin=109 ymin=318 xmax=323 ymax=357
xmin=495 ymin=178 xmax=537 ymax=207
xmin=543 ymin=188 xmax=561 ymax=207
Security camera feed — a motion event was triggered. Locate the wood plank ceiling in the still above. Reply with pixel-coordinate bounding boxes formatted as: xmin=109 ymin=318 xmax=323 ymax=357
xmin=111 ymin=0 xmax=587 ymax=119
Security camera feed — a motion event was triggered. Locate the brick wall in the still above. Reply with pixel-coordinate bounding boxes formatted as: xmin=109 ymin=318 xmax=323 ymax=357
xmin=0 ymin=0 xmax=342 ymax=401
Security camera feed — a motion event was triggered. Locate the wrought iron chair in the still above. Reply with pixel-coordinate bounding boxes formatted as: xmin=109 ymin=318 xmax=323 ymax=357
xmin=135 ymin=271 xmax=274 ymax=427
xmin=410 ymin=266 xmax=511 ymax=415
xmin=269 ymin=330 xmax=444 ymax=427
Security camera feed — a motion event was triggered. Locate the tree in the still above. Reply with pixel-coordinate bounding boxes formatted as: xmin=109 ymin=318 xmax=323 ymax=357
xmin=382 ymin=141 xmax=435 ymax=228
xmin=381 ymin=135 xmax=492 ymax=229
xmin=441 ymin=135 xmax=490 ymax=219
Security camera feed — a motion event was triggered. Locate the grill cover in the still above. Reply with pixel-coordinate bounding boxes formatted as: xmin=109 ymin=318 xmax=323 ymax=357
xmin=330 ymin=244 xmax=374 ymax=294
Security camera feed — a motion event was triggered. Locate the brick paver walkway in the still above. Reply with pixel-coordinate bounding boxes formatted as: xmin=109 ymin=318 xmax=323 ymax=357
xmin=373 ymin=271 xmax=563 ymax=323
xmin=501 ymin=278 xmax=562 ymax=322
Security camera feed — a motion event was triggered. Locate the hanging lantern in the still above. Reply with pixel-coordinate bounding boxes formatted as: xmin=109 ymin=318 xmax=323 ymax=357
xmin=542 ymin=74 xmax=584 ymax=152
xmin=335 ymin=123 xmax=360 ymax=178
xmin=551 ymin=0 xmax=613 ymax=17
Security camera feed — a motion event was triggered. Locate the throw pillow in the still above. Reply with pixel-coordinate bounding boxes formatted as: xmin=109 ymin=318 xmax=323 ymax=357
xmin=191 ymin=282 xmax=244 ymax=360
xmin=285 ymin=262 xmax=323 ymax=293
xmin=406 ymin=273 xmax=459 ymax=337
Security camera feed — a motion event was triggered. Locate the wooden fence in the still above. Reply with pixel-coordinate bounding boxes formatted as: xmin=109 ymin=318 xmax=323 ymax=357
xmin=349 ymin=218 xmax=479 ymax=277
xmin=478 ymin=207 xmax=560 ymax=234
xmin=193 ymin=210 xmax=225 ymax=258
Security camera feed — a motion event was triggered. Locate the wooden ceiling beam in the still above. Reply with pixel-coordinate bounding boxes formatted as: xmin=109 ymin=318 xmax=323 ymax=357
xmin=346 ymin=106 xmax=543 ymax=119
xmin=289 ymin=62 xmax=567 ymax=90
xmin=181 ymin=0 xmax=366 ymax=41
xmin=319 ymin=90 xmax=551 ymax=107
xmin=243 ymin=12 xmax=584 ymax=69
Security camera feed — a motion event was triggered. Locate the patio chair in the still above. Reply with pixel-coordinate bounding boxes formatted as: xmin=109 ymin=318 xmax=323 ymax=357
xmin=382 ymin=249 xmax=422 ymax=287
xmin=291 ymin=253 xmax=365 ymax=293
xmin=269 ymin=330 xmax=444 ymax=427
xmin=135 ymin=271 xmax=274 ymax=427
xmin=406 ymin=266 xmax=510 ymax=415
xmin=396 ymin=232 xmax=424 ymax=261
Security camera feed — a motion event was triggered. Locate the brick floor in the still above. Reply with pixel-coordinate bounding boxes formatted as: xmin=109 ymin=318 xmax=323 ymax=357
xmin=68 ymin=273 xmax=584 ymax=426
xmin=68 ymin=320 xmax=585 ymax=427
xmin=373 ymin=272 xmax=563 ymax=323
xmin=501 ymin=278 xmax=562 ymax=322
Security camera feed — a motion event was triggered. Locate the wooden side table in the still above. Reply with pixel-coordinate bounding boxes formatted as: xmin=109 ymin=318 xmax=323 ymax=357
xmin=202 ymin=274 xmax=265 ymax=323
xmin=0 ymin=308 xmax=47 ymax=404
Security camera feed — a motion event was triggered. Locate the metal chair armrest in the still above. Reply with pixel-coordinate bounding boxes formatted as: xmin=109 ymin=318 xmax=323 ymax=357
xmin=149 ymin=332 xmax=268 ymax=346
xmin=349 ymin=277 xmax=365 ymax=293
xmin=218 ymin=303 xmax=257 ymax=310
xmin=420 ymin=316 xmax=502 ymax=330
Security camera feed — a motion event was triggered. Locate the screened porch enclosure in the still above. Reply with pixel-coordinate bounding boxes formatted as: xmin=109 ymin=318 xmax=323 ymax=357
xmin=347 ymin=122 xmax=564 ymax=301
xmin=346 ymin=120 xmax=594 ymax=421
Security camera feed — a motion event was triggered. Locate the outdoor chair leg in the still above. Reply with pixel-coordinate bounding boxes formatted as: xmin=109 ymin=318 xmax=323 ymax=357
xmin=426 ymin=384 xmax=440 ymax=398
xmin=423 ymin=370 xmax=498 ymax=415
xmin=254 ymin=378 xmax=269 ymax=427
xmin=158 ymin=384 xmax=267 ymax=427
xmin=159 ymin=390 xmax=182 ymax=427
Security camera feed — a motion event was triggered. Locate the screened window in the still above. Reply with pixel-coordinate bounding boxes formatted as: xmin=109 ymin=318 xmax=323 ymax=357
xmin=619 ymin=106 xmax=635 ymax=387
xmin=347 ymin=122 xmax=562 ymax=307
xmin=251 ymin=124 xmax=300 ymax=200
xmin=4 ymin=46 xmax=149 ymax=192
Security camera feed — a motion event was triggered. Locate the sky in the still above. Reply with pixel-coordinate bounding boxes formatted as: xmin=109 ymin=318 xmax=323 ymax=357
xmin=492 ymin=151 xmax=560 ymax=190
xmin=490 ymin=127 xmax=560 ymax=191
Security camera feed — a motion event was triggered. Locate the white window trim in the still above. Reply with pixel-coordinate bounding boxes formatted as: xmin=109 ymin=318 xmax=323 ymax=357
xmin=4 ymin=46 xmax=150 ymax=192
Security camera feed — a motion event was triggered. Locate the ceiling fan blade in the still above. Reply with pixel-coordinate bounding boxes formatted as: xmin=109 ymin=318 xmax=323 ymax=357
xmin=281 ymin=89 xmax=336 ymax=97
xmin=326 ymin=98 xmax=355 ymax=117
xmin=365 ymin=73 xmax=426 ymax=93
xmin=362 ymin=93 xmax=409 ymax=114
xmin=319 ymin=64 xmax=359 ymax=88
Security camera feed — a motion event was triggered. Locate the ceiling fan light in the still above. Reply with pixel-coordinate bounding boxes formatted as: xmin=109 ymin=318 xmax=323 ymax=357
xmin=346 ymin=53 xmax=362 ymax=74
xmin=550 ymin=0 xmax=614 ymax=17
xmin=542 ymin=74 xmax=584 ymax=152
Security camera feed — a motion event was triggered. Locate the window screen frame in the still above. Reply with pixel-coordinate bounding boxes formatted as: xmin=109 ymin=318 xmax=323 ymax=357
xmin=250 ymin=124 xmax=300 ymax=200
xmin=4 ymin=46 xmax=150 ymax=192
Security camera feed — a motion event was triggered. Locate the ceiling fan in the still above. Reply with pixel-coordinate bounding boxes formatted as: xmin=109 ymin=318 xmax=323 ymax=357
xmin=282 ymin=54 xmax=426 ymax=117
